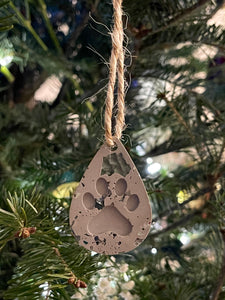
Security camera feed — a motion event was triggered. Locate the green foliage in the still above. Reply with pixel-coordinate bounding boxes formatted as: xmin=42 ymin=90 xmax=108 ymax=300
xmin=0 ymin=189 xmax=105 ymax=299
xmin=4 ymin=235 xmax=103 ymax=299
xmin=1 ymin=0 xmax=225 ymax=299
xmin=0 ymin=190 xmax=39 ymax=249
xmin=0 ymin=1 xmax=14 ymax=33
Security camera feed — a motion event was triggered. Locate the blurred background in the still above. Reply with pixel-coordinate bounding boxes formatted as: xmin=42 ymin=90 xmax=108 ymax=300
xmin=1 ymin=0 xmax=225 ymax=299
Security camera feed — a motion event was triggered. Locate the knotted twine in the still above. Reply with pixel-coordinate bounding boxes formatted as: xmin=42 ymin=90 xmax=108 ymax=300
xmin=104 ymin=0 xmax=125 ymax=147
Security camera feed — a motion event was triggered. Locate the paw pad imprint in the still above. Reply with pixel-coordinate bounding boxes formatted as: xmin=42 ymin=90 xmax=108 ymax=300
xmin=69 ymin=139 xmax=152 ymax=255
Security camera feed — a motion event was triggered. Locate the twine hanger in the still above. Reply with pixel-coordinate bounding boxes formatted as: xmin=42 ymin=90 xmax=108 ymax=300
xmin=104 ymin=0 xmax=125 ymax=147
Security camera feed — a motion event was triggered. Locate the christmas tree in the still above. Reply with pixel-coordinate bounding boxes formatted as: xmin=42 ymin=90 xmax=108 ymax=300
xmin=1 ymin=0 xmax=225 ymax=299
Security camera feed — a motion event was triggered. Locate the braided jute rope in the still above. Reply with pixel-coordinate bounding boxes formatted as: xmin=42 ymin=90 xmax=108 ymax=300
xmin=104 ymin=0 xmax=125 ymax=147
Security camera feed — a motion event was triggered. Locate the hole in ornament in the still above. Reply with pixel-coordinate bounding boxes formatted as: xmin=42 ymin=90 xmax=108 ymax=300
xmin=135 ymin=238 xmax=143 ymax=246
xmin=101 ymin=153 xmax=131 ymax=177
xmin=83 ymin=192 xmax=95 ymax=210
xmin=127 ymin=194 xmax=139 ymax=211
xmin=115 ymin=178 xmax=127 ymax=196
xmin=111 ymin=143 xmax=118 ymax=151
xmin=88 ymin=205 xmax=132 ymax=236
xmin=96 ymin=178 xmax=109 ymax=196
xmin=95 ymin=197 xmax=105 ymax=210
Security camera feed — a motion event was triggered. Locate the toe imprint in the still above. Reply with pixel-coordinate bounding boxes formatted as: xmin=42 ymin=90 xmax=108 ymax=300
xmin=96 ymin=178 xmax=110 ymax=196
xmin=115 ymin=178 xmax=127 ymax=196
xmin=83 ymin=193 xmax=95 ymax=210
xmin=127 ymin=194 xmax=139 ymax=211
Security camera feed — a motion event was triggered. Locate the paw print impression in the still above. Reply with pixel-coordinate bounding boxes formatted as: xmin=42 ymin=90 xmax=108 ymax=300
xmin=88 ymin=177 xmax=133 ymax=236
xmin=69 ymin=139 xmax=152 ymax=255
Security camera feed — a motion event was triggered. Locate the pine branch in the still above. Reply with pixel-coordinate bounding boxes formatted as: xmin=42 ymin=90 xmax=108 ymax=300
xmin=3 ymin=193 xmax=103 ymax=299
xmin=0 ymin=190 xmax=39 ymax=249
xmin=210 ymin=229 xmax=225 ymax=300
xmin=64 ymin=1 xmax=97 ymax=56
xmin=37 ymin=0 xmax=62 ymax=54
xmin=9 ymin=2 xmax=48 ymax=51
xmin=152 ymin=187 xmax=213 ymax=223
xmin=157 ymin=92 xmax=204 ymax=161
xmin=158 ymin=93 xmax=196 ymax=143
xmin=0 ymin=65 xmax=14 ymax=83
xmin=145 ymin=0 xmax=211 ymax=37
xmin=142 ymin=137 xmax=191 ymax=157
xmin=150 ymin=211 xmax=201 ymax=238
xmin=52 ymin=246 xmax=87 ymax=289
xmin=141 ymin=23 xmax=225 ymax=55
xmin=0 ymin=0 xmax=14 ymax=32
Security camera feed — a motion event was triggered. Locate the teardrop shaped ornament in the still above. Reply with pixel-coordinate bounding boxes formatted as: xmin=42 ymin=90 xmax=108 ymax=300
xmin=69 ymin=139 xmax=152 ymax=255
